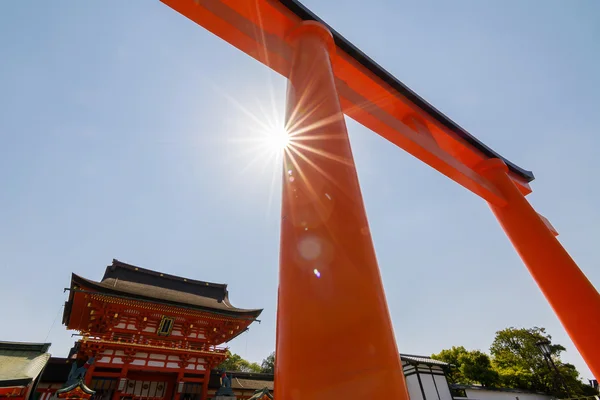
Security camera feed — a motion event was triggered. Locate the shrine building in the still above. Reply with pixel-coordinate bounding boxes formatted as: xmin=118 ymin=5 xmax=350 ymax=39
xmin=48 ymin=259 xmax=262 ymax=400
xmin=29 ymin=258 xmax=508 ymax=400
xmin=37 ymin=352 xmax=453 ymax=400
xmin=0 ymin=341 xmax=51 ymax=400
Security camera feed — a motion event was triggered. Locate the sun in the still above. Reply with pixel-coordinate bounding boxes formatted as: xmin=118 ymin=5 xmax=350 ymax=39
xmin=264 ymin=124 xmax=290 ymax=151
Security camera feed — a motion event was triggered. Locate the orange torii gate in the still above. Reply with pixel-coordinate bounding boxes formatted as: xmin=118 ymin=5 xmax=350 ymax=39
xmin=160 ymin=0 xmax=600 ymax=397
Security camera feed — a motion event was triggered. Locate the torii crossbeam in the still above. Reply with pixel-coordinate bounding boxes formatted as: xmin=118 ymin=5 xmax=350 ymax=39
xmin=160 ymin=0 xmax=600 ymax=395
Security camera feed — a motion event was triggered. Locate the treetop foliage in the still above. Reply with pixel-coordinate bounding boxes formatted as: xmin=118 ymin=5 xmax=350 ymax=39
xmin=217 ymin=350 xmax=275 ymax=374
xmin=217 ymin=351 xmax=261 ymax=373
xmin=431 ymin=327 xmax=597 ymax=398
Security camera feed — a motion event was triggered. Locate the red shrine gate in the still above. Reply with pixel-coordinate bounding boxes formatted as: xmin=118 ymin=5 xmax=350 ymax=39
xmin=157 ymin=1 xmax=600 ymax=399
xmin=62 ymin=260 xmax=262 ymax=400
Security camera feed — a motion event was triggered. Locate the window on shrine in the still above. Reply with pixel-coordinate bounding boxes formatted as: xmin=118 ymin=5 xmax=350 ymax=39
xmin=158 ymin=316 xmax=175 ymax=336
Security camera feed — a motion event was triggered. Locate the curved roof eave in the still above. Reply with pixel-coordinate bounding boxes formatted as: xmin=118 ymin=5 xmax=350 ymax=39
xmin=70 ymin=274 xmax=263 ymax=319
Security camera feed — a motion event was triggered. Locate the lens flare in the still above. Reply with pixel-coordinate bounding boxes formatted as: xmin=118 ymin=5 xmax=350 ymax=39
xmin=264 ymin=125 xmax=290 ymax=151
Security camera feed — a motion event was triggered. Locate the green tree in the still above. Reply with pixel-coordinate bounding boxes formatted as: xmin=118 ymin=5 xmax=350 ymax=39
xmin=490 ymin=327 xmax=591 ymax=397
xmin=217 ymin=351 xmax=261 ymax=373
xmin=432 ymin=347 xmax=498 ymax=387
xmin=432 ymin=346 xmax=470 ymax=384
xmin=261 ymin=352 xmax=275 ymax=374
xmin=460 ymin=350 xmax=500 ymax=387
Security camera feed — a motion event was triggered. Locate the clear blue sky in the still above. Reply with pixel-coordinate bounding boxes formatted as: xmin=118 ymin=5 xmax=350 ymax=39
xmin=1 ymin=0 xmax=599 ymax=381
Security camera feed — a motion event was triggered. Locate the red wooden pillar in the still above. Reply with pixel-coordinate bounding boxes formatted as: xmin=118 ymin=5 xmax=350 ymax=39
xmin=275 ymin=21 xmax=410 ymax=399
xmin=476 ymin=158 xmax=600 ymax=379
xmin=84 ymin=364 xmax=95 ymax=387
xmin=201 ymin=367 xmax=210 ymax=400
xmin=173 ymin=370 xmax=184 ymax=400
xmin=112 ymin=367 xmax=128 ymax=400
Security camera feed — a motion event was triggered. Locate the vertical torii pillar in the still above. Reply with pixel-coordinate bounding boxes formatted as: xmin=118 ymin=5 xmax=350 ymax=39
xmin=276 ymin=21 xmax=410 ymax=399
xmin=477 ymin=159 xmax=600 ymax=379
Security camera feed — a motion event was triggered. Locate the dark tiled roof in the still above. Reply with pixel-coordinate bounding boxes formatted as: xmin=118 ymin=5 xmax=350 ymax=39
xmin=0 ymin=341 xmax=51 ymax=388
xmin=40 ymin=358 xmax=72 ymax=383
xmin=279 ymin=0 xmax=534 ymax=183
xmin=103 ymin=260 xmax=229 ymax=299
xmin=208 ymin=371 xmax=274 ymax=390
xmin=232 ymin=378 xmax=273 ymax=391
xmin=0 ymin=343 xmax=51 ymax=353
xmin=67 ymin=259 xmax=262 ymax=319
xmin=400 ymin=354 xmax=451 ymax=367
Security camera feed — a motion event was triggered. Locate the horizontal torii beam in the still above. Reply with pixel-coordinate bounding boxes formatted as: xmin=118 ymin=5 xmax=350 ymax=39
xmin=161 ymin=0 xmax=535 ymax=208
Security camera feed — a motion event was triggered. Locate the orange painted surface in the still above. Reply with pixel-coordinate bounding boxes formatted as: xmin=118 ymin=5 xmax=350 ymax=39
xmin=476 ymin=159 xmax=600 ymax=380
xmin=159 ymin=0 xmax=532 ymax=201
xmin=275 ymin=21 xmax=410 ymax=399
xmin=158 ymin=0 xmax=599 ymax=382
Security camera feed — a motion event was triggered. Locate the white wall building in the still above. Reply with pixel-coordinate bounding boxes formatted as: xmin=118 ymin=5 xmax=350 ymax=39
xmin=451 ymin=384 xmax=555 ymax=400
xmin=399 ymin=354 xmax=559 ymax=400
xmin=401 ymin=354 xmax=453 ymax=400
